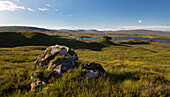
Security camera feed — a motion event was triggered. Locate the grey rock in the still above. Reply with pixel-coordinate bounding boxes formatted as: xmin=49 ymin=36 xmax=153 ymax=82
xmin=31 ymin=44 xmax=78 ymax=90
xmin=82 ymin=62 xmax=106 ymax=79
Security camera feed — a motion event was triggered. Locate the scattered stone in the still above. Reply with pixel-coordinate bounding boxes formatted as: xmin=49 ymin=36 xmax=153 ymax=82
xmin=82 ymin=62 xmax=106 ymax=79
xmin=31 ymin=79 xmax=45 ymax=90
xmin=31 ymin=45 xmax=107 ymax=90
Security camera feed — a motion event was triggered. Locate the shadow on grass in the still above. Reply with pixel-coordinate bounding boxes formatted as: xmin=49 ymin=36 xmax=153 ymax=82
xmin=0 ymin=32 xmax=129 ymax=51
xmin=106 ymin=71 xmax=151 ymax=83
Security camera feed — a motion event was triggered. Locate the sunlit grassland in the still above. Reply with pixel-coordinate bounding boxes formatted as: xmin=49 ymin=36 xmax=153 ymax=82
xmin=0 ymin=40 xmax=169 ymax=96
xmin=47 ymin=31 xmax=170 ymax=39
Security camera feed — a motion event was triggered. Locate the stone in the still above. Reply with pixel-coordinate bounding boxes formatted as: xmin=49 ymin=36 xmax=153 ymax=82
xmin=82 ymin=62 xmax=106 ymax=78
xmin=31 ymin=79 xmax=45 ymax=90
xmin=53 ymin=62 xmax=74 ymax=77
xmin=31 ymin=45 xmax=107 ymax=90
xmin=31 ymin=44 xmax=78 ymax=90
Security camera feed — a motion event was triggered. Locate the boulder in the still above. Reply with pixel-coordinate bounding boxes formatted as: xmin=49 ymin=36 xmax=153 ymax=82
xmin=31 ymin=44 xmax=78 ymax=90
xmin=33 ymin=44 xmax=78 ymax=70
xmin=82 ymin=62 xmax=106 ymax=79
xmin=31 ymin=45 xmax=107 ymax=90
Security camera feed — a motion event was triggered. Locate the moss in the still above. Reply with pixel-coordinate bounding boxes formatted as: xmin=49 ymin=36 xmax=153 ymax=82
xmin=44 ymin=47 xmax=52 ymax=55
xmin=32 ymin=70 xmax=55 ymax=81
xmin=39 ymin=51 xmax=61 ymax=67
xmin=50 ymin=55 xmax=65 ymax=65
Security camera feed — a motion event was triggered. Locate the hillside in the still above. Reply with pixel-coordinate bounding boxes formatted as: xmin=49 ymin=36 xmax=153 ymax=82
xmin=0 ymin=31 xmax=169 ymax=96
xmin=0 ymin=26 xmax=53 ymax=32
xmin=59 ymin=29 xmax=106 ymax=33
xmin=0 ymin=26 xmax=107 ymax=33
xmin=0 ymin=38 xmax=169 ymax=96
xmin=0 ymin=32 xmax=57 ymax=47
xmin=0 ymin=26 xmax=170 ymax=36
xmin=107 ymin=29 xmax=170 ymax=35
xmin=0 ymin=32 xmax=115 ymax=51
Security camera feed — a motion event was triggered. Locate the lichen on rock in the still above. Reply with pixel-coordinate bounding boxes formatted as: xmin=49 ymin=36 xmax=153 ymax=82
xmin=31 ymin=44 xmax=78 ymax=90
xmin=31 ymin=44 xmax=106 ymax=90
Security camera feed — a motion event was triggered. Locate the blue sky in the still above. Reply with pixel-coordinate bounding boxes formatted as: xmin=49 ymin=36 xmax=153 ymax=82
xmin=0 ymin=0 xmax=170 ymax=31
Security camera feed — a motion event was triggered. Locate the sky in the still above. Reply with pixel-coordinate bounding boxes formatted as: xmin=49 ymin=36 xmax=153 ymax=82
xmin=0 ymin=0 xmax=170 ymax=31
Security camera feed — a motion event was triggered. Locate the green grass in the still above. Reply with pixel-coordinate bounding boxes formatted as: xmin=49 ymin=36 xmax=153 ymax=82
xmin=0 ymin=33 xmax=170 ymax=97
xmin=115 ymin=39 xmax=151 ymax=44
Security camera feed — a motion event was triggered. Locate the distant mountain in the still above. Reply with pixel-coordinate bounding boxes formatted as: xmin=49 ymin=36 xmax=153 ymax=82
xmin=0 ymin=26 xmax=169 ymax=35
xmin=0 ymin=26 xmax=110 ymax=33
xmin=0 ymin=26 xmax=53 ymax=32
xmin=57 ymin=29 xmax=170 ymax=35
xmin=59 ymin=29 xmax=107 ymax=33
xmin=107 ymin=29 xmax=170 ymax=35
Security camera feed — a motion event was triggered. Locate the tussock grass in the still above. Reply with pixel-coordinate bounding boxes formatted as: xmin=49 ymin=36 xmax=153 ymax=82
xmin=0 ymin=37 xmax=169 ymax=96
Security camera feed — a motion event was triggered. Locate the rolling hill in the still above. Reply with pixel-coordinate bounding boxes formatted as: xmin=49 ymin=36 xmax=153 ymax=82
xmin=107 ymin=29 xmax=170 ymax=35
xmin=0 ymin=32 xmax=114 ymax=51
xmin=0 ymin=26 xmax=53 ymax=32
xmin=0 ymin=32 xmax=57 ymax=47
xmin=0 ymin=26 xmax=170 ymax=36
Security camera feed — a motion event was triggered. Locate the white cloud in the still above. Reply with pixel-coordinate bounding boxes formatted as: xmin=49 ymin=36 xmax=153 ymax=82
xmin=45 ymin=4 xmax=51 ymax=7
xmin=27 ymin=8 xmax=35 ymax=12
xmin=38 ymin=8 xmax=49 ymax=11
xmin=0 ymin=1 xmax=25 ymax=11
xmin=11 ymin=25 xmax=167 ymax=32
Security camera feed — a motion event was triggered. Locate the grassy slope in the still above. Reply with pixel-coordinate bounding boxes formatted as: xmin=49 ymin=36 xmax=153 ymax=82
xmin=108 ymin=29 xmax=170 ymax=36
xmin=0 ymin=26 xmax=51 ymax=32
xmin=1 ymin=26 xmax=170 ymax=39
xmin=0 ymin=32 xmax=60 ymax=47
xmin=0 ymin=33 xmax=169 ymax=96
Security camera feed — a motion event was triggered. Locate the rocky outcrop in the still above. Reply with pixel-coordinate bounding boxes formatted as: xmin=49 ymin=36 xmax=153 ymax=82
xmin=31 ymin=44 xmax=78 ymax=90
xmin=31 ymin=44 xmax=106 ymax=90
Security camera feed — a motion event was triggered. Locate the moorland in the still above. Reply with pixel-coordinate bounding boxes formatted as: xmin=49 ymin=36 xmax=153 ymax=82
xmin=0 ymin=27 xmax=170 ymax=96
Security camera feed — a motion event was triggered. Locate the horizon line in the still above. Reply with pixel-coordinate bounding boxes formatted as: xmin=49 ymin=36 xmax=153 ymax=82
xmin=0 ymin=25 xmax=170 ymax=32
